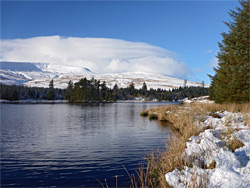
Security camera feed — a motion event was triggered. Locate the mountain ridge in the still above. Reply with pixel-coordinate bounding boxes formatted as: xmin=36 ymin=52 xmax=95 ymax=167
xmin=0 ymin=61 xmax=208 ymax=90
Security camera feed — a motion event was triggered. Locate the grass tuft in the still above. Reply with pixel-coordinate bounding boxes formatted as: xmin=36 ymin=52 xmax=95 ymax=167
xmin=208 ymin=112 xmax=222 ymax=119
xmin=140 ymin=110 xmax=149 ymax=117
xmin=228 ymin=138 xmax=245 ymax=152
xmin=205 ymin=160 xmax=216 ymax=169
xmin=148 ymin=113 xmax=158 ymax=120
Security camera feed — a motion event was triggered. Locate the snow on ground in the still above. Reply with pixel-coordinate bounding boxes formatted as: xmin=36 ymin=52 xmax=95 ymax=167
xmin=182 ymin=96 xmax=214 ymax=104
xmin=165 ymin=111 xmax=250 ymax=188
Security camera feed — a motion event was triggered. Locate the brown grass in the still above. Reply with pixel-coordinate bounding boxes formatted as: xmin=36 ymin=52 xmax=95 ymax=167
xmin=205 ymin=160 xmax=216 ymax=169
xmin=244 ymin=112 xmax=250 ymax=127
xmin=139 ymin=102 xmax=249 ymax=187
xmin=228 ymin=138 xmax=245 ymax=152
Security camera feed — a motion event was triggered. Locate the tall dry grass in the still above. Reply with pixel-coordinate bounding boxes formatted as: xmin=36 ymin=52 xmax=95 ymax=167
xmin=139 ymin=102 xmax=250 ymax=187
xmin=99 ymin=103 xmax=249 ymax=188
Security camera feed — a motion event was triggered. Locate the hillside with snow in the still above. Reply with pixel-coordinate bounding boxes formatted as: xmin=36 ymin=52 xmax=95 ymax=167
xmin=0 ymin=61 xmax=208 ymax=90
xmin=0 ymin=61 xmax=94 ymax=86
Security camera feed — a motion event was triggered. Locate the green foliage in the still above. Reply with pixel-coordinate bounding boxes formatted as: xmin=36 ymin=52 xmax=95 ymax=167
xmin=209 ymin=0 xmax=250 ymax=103
xmin=65 ymin=77 xmax=208 ymax=103
xmin=0 ymin=84 xmax=65 ymax=101
xmin=148 ymin=114 xmax=158 ymax=120
xmin=45 ymin=79 xmax=55 ymax=100
xmin=9 ymin=87 xmax=19 ymax=101
xmin=142 ymin=82 xmax=147 ymax=94
xmin=66 ymin=78 xmax=114 ymax=103
xmin=140 ymin=110 xmax=148 ymax=117
xmin=64 ymin=81 xmax=73 ymax=100
xmin=0 ymin=78 xmax=208 ymax=102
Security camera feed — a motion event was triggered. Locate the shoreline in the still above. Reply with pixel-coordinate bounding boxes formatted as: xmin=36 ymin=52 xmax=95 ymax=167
xmin=0 ymin=99 xmax=68 ymax=104
xmin=140 ymin=98 xmax=250 ymax=187
xmin=0 ymin=99 xmax=181 ymax=104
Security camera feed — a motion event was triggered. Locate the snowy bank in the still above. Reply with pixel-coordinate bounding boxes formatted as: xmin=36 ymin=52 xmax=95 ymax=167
xmin=182 ymin=96 xmax=214 ymax=104
xmin=165 ymin=111 xmax=250 ymax=188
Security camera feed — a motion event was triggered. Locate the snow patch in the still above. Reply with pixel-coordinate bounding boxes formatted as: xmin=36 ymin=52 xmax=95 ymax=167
xmin=165 ymin=111 xmax=250 ymax=188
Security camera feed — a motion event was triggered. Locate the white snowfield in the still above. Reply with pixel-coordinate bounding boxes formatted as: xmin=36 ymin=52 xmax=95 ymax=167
xmin=182 ymin=96 xmax=214 ymax=104
xmin=165 ymin=111 xmax=250 ymax=188
xmin=0 ymin=62 xmax=208 ymax=90
xmin=0 ymin=61 xmax=94 ymax=86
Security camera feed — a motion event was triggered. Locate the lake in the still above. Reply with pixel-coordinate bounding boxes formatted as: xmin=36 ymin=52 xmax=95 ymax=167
xmin=1 ymin=102 xmax=177 ymax=187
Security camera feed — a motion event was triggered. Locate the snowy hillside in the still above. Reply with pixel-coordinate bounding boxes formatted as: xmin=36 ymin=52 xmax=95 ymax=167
xmin=0 ymin=61 xmax=94 ymax=86
xmin=1 ymin=61 xmax=208 ymax=90
xmin=92 ymin=72 xmax=207 ymax=90
xmin=25 ymin=71 xmax=208 ymax=90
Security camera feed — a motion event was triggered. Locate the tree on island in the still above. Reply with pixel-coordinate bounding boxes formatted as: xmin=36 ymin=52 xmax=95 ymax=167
xmin=45 ymin=79 xmax=56 ymax=100
xmin=209 ymin=0 xmax=250 ymax=103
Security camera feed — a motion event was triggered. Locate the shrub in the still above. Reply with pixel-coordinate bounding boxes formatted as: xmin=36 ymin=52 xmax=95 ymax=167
xmin=140 ymin=110 xmax=148 ymax=117
xmin=148 ymin=114 xmax=158 ymax=120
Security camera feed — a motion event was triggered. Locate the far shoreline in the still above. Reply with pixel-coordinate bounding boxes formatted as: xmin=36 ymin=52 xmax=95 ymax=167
xmin=0 ymin=99 xmax=182 ymax=104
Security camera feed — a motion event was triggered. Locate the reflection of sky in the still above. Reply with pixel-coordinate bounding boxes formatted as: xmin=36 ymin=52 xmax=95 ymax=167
xmin=1 ymin=103 xmax=174 ymax=187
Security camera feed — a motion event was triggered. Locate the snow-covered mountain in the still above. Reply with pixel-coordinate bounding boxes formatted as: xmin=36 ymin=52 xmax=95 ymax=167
xmin=0 ymin=61 xmax=208 ymax=89
xmin=0 ymin=61 xmax=94 ymax=86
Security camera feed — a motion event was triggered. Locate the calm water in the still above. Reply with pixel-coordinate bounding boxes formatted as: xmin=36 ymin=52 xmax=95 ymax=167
xmin=1 ymin=102 xmax=176 ymax=187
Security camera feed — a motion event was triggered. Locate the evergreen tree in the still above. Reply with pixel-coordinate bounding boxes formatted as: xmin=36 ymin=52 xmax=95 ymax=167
xmin=65 ymin=80 xmax=73 ymax=100
xmin=128 ymin=82 xmax=135 ymax=96
xmin=142 ymin=82 xmax=147 ymax=93
xmin=113 ymin=83 xmax=119 ymax=91
xmin=9 ymin=87 xmax=19 ymax=101
xmin=45 ymin=79 xmax=56 ymax=100
xmin=209 ymin=0 xmax=250 ymax=103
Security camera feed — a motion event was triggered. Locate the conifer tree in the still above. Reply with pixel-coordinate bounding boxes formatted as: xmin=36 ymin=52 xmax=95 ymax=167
xmin=209 ymin=0 xmax=250 ymax=103
xmin=46 ymin=79 xmax=55 ymax=100
xmin=10 ymin=87 xmax=19 ymax=101
xmin=142 ymin=82 xmax=147 ymax=92
xmin=65 ymin=80 xmax=73 ymax=100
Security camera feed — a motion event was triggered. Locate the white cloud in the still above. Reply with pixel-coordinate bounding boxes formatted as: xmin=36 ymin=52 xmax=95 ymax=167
xmin=0 ymin=35 xmax=190 ymax=78
xmin=210 ymin=57 xmax=219 ymax=68
xmin=203 ymin=49 xmax=213 ymax=54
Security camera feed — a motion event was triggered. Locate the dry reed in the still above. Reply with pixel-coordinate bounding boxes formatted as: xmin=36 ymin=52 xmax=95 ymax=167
xmin=139 ymin=102 xmax=249 ymax=187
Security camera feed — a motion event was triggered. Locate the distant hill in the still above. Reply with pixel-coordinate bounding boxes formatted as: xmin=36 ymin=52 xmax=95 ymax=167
xmin=0 ymin=61 xmax=94 ymax=86
xmin=0 ymin=61 xmax=208 ymax=89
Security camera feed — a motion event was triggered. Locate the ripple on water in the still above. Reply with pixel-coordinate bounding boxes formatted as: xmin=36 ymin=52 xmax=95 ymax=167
xmin=1 ymin=102 xmax=174 ymax=187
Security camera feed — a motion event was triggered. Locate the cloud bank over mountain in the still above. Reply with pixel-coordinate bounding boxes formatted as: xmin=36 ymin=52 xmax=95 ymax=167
xmin=1 ymin=36 xmax=189 ymax=78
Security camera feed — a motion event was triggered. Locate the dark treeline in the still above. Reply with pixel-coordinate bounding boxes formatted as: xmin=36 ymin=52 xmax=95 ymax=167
xmin=65 ymin=77 xmax=209 ymax=103
xmin=0 ymin=78 xmax=208 ymax=102
xmin=0 ymin=80 xmax=65 ymax=101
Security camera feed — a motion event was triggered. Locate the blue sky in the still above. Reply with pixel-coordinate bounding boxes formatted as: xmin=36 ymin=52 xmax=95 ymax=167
xmin=1 ymin=1 xmax=239 ymax=83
